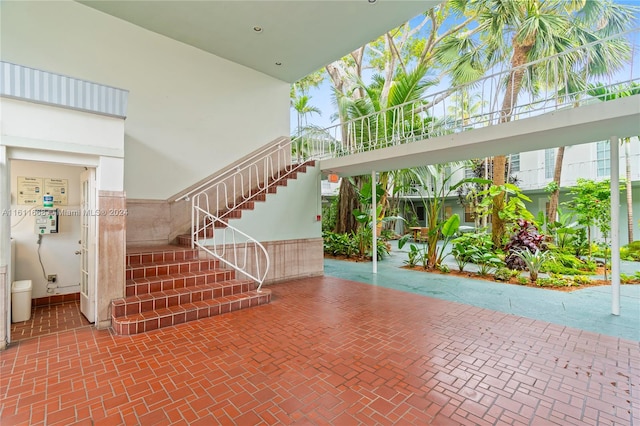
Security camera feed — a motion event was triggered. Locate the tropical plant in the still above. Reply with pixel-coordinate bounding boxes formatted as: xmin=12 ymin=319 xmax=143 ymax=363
xmin=620 ymin=241 xmax=640 ymax=261
xmin=396 ymin=164 xmax=466 ymax=269
xmin=327 ymin=1 xmax=480 ymax=234
xmin=563 ymin=179 xmax=616 ymax=261
xmin=516 ymin=249 xmax=553 ymax=283
xmin=451 ymin=232 xmax=494 ymax=272
xmin=494 ymin=267 xmax=519 ymax=282
xmin=322 ymin=231 xmax=358 ymax=258
xmin=404 ymin=244 xmax=423 ymax=268
xmin=352 ymin=179 xmax=400 ymax=260
xmin=504 ymin=219 xmax=547 ymax=270
xmin=440 ymin=0 xmax=637 ymax=247
xmin=436 ymin=214 xmax=460 ymax=266
xmin=474 ymin=252 xmax=503 ymax=276
xmin=478 ymin=183 xmax=534 ymax=247
xmin=537 ymin=274 xmax=573 ymax=288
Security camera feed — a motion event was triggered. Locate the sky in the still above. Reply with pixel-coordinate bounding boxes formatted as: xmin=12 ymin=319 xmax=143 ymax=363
xmin=290 ymin=0 xmax=640 ymax=135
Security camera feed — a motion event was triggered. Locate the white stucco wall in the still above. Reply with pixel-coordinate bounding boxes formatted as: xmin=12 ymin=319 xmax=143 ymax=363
xmin=1 ymin=0 xmax=290 ymax=200
xmin=9 ymin=161 xmax=84 ymax=299
xmin=213 ymin=164 xmax=322 ymax=242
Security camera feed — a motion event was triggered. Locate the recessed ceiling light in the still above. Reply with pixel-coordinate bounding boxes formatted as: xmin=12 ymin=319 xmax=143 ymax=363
xmin=253 ymin=26 xmax=263 ymax=33
xmin=275 ymin=62 xmax=282 ymax=66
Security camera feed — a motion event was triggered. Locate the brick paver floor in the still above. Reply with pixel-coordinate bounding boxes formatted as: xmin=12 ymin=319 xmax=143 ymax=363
xmin=1 ymin=276 xmax=639 ymax=425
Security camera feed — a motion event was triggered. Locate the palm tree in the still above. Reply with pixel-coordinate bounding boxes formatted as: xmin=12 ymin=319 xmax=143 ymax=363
xmin=440 ymin=0 xmax=637 ymax=247
xmin=335 ymin=65 xmax=439 ymax=232
xmin=291 ymin=95 xmax=322 ymax=161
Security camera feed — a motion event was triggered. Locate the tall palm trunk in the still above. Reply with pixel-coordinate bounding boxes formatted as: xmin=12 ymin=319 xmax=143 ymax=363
xmin=547 ymin=146 xmax=566 ymax=223
xmin=625 ymin=139 xmax=634 ymax=243
xmin=492 ymin=41 xmax=532 ymax=248
xmin=335 ymin=178 xmax=359 ymax=234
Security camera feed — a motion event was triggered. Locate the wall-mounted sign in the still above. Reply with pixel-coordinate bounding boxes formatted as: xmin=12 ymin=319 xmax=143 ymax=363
xmin=17 ymin=176 xmax=69 ymax=206
xmin=44 ymin=178 xmax=68 ymax=206
xmin=17 ymin=176 xmax=44 ymax=205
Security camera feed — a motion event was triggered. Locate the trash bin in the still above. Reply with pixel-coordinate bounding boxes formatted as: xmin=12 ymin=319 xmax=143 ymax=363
xmin=12 ymin=280 xmax=32 ymax=323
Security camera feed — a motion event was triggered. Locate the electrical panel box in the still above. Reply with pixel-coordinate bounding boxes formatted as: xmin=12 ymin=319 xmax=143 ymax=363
xmin=34 ymin=209 xmax=59 ymax=234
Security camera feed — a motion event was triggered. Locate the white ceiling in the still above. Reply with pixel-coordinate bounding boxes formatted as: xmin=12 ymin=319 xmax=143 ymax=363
xmin=78 ymin=0 xmax=439 ymax=83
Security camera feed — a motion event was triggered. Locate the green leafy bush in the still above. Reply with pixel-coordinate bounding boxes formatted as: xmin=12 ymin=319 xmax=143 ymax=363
xmin=620 ymin=241 xmax=640 ymax=261
xmin=537 ymin=274 xmax=574 ymax=287
xmin=438 ymin=264 xmax=451 ymax=273
xmin=323 ymin=231 xmax=390 ymax=260
xmin=515 ymin=249 xmax=553 ymax=282
xmin=542 ymin=252 xmax=596 ymax=275
xmin=451 ymin=233 xmax=494 ymax=272
xmin=572 ymin=275 xmax=592 ymax=285
xmin=323 ymin=232 xmax=358 ymax=257
xmin=474 ymin=252 xmax=503 ymax=276
xmin=494 ymin=267 xmax=519 ymax=281
xmin=620 ymin=273 xmax=640 ymax=284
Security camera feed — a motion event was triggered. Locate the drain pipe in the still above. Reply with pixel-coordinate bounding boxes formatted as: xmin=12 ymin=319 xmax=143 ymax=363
xmin=372 ymin=170 xmax=377 ymax=274
xmin=610 ymin=136 xmax=620 ymax=316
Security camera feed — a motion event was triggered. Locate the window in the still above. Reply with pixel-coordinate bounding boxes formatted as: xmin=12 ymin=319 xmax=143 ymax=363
xmin=444 ymin=165 xmax=452 ymax=191
xmin=597 ymin=140 xmax=610 ymax=177
xmin=464 ymin=204 xmax=475 ymax=223
xmin=465 ymin=166 xmax=475 ymax=178
xmin=545 ymin=149 xmax=555 ymax=179
xmin=509 ymin=153 xmax=520 ymax=172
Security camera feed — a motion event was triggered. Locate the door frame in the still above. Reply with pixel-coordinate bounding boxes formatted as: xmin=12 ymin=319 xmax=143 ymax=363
xmin=80 ymin=168 xmax=97 ymax=323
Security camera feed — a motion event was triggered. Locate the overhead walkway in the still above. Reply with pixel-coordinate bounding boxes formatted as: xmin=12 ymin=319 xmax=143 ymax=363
xmin=319 ymin=94 xmax=640 ymax=176
xmin=303 ymin=29 xmax=640 ymax=317
xmin=308 ymin=28 xmax=640 ymax=175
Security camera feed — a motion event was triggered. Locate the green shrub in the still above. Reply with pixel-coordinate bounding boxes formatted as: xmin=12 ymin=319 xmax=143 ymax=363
xmin=516 ymin=249 xmax=553 ymax=282
xmin=572 ymin=275 xmax=592 ymax=285
xmin=542 ymin=253 xmax=596 ymax=275
xmin=474 ymin=252 xmax=503 ymax=276
xmin=323 ymin=231 xmax=390 ymax=261
xmin=537 ymin=274 xmax=573 ymax=287
xmin=620 ymin=272 xmax=640 ymax=284
xmin=438 ymin=264 xmax=451 ymax=273
xmin=321 ymin=199 xmax=338 ymax=233
xmin=620 ymin=241 xmax=640 ymax=261
xmin=451 ymin=233 xmax=494 ymax=272
xmin=517 ymin=276 xmax=529 ymax=285
xmin=323 ymin=231 xmax=358 ymax=257
xmin=376 ymin=239 xmax=391 ymax=261
xmin=494 ymin=267 xmax=518 ymax=281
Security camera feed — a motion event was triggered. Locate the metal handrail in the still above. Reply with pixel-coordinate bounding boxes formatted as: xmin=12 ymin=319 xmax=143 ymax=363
xmin=192 ymin=207 xmax=269 ymax=291
xmin=306 ymin=28 xmax=639 ymax=160
xmin=188 ymin=136 xmax=315 ymax=290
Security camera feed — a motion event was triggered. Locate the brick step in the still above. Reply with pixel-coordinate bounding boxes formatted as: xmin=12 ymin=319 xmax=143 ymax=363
xmin=125 ymin=268 xmax=235 ymax=297
xmin=126 ymin=245 xmax=199 ymax=265
xmin=114 ymin=279 xmax=255 ymax=317
xmin=126 ymin=258 xmax=220 ymax=280
xmin=112 ymin=289 xmax=271 ymax=335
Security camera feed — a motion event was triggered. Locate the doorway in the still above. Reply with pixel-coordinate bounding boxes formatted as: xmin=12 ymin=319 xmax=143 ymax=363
xmin=8 ymin=160 xmax=97 ymax=342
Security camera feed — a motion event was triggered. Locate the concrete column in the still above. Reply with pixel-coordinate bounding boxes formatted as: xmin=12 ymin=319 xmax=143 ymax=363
xmin=610 ymin=136 xmax=620 ymax=316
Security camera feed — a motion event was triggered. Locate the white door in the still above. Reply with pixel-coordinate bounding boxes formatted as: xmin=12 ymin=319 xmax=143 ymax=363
xmin=80 ymin=169 xmax=96 ymax=323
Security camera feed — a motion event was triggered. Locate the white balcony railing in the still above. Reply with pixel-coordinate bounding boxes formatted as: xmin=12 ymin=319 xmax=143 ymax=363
xmin=304 ymin=28 xmax=639 ymax=161
xmin=0 ymin=61 xmax=129 ymax=118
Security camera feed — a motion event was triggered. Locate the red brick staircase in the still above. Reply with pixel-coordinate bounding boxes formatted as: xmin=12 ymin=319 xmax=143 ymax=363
xmin=112 ymin=161 xmax=315 ymax=335
xmin=111 ymin=245 xmax=271 ymax=335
